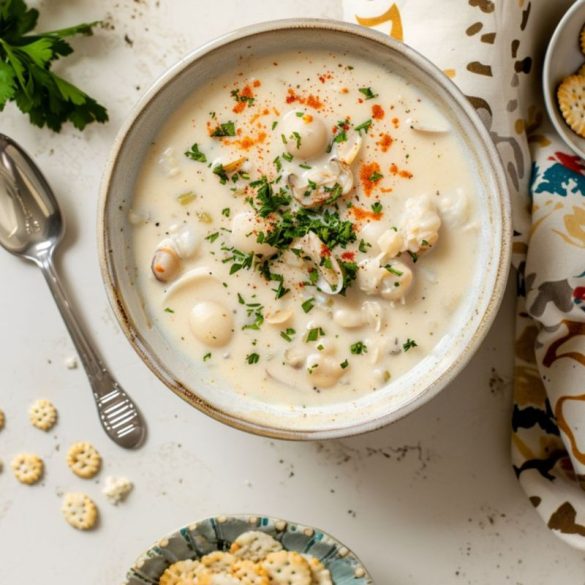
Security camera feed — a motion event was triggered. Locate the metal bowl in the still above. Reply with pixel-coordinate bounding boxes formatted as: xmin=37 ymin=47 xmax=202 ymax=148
xmin=98 ymin=19 xmax=511 ymax=440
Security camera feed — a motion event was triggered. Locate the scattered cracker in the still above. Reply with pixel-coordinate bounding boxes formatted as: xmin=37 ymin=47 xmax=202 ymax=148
xmin=11 ymin=453 xmax=44 ymax=484
xmin=102 ymin=475 xmax=133 ymax=505
xmin=61 ymin=492 xmax=98 ymax=530
xmin=557 ymin=74 xmax=585 ymax=137
xmin=201 ymin=551 xmax=237 ymax=573
xmin=581 ymin=25 xmax=585 ymax=55
xmin=0 ymin=408 xmax=5 ymax=430
xmin=261 ymin=551 xmax=311 ymax=585
xmin=159 ymin=559 xmax=203 ymax=585
xmin=230 ymin=559 xmax=269 ymax=585
xmin=28 ymin=398 xmax=58 ymax=431
xmin=67 ymin=441 xmax=102 ymax=479
xmin=303 ymin=556 xmax=333 ymax=585
xmin=64 ymin=356 xmax=78 ymax=369
xmin=230 ymin=531 xmax=283 ymax=562
xmin=578 ymin=64 xmax=585 ymax=77
xmin=199 ymin=571 xmax=240 ymax=585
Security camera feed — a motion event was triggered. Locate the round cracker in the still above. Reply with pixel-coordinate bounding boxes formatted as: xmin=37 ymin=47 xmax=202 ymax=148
xmin=11 ymin=453 xmax=43 ymax=484
xmin=261 ymin=551 xmax=311 ymax=585
xmin=28 ymin=398 xmax=58 ymax=431
xmin=302 ymin=556 xmax=333 ymax=585
xmin=230 ymin=559 xmax=269 ymax=585
xmin=61 ymin=492 xmax=98 ymax=530
xmin=201 ymin=551 xmax=237 ymax=573
xmin=230 ymin=531 xmax=283 ymax=562
xmin=159 ymin=559 xmax=203 ymax=585
xmin=557 ymin=74 xmax=585 ymax=137
xmin=67 ymin=441 xmax=102 ymax=479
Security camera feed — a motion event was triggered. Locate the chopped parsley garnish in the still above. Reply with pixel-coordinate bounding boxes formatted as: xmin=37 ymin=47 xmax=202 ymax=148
xmin=281 ymin=133 xmax=288 ymax=144
xmin=350 ymin=341 xmax=367 ymax=355
xmin=358 ymin=87 xmax=378 ymax=100
xmin=301 ymin=297 xmax=315 ymax=313
xmin=354 ymin=119 xmax=372 ymax=134
xmin=212 ymin=163 xmax=229 ymax=184
xmin=403 ymin=338 xmax=418 ymax=352
xmin=184 ymin=143 xmax=207 ymax=162
xmin=407 ymin=250 xmax=418 ymax=263
xmin=359 ymin=239 xmax=371 ymax=253
xmin=221 ymin=207 xmax=231 ymax=217
xmin=273 ymin=156 xmax=282 ymax=172
xmin=164 ymin=307 xmax=175 ymax=314
xmin=340 ymin=260 xmax=358 ymax=292
xmin=282 ymin=151 xmax=293 ymax=162
xmin=340 ymin=359 xmax=349 ymax=369
xmin=385 ymin=264 xmax=403 ymax=276
xmin=205 ymin=231 xmax=220 ymax=243
xmin=324 ymin=183 xmax=343 ymax=205
xmin=280 ymin=328 xmax=296 ymax=342
xmin=333 ymin=131 xmax=347 ymax=144
xmin=371 ymin=201 xmax=383 ymax=214
xmin=250 ymin=176 xmax=291 ymax=218
xmin=242 ymin=304 xmax=264 ymax=331
xmin=203 ymin=352 xmax=212 ymax=361
xmin=272 ymin=120 xmax=278 ymax=130
xmin=290 ymin=131 xmax=302 ymax=149
xmin=369 ymin=171 xmax=383 ymax=182
xmin=421 ymin=239 xmax=430 ymax=247
xmin=210 ymin=121 xmax=236 ymax=137
xmin=295 ymin=111 xmax=304 ymax=117
xmin=299 ymin=163 xmax=312 ymax=169
xmin=246 ymin=352 xmax=260 ymax=364
xmin=223 ymin=247 xmax=255 ymax=274
xmin=230 ymin=88 xmax=255 ymax=106
xmin=306 ymin=327 xmax=325 ymax=342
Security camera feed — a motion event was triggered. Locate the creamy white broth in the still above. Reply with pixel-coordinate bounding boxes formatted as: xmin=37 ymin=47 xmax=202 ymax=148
xmin=130 ymin=50 xmax=479 ymax=407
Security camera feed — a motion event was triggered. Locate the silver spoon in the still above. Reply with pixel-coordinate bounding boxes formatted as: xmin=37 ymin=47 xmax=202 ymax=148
xmin=0 ymin=134 xmax=146 ymax=449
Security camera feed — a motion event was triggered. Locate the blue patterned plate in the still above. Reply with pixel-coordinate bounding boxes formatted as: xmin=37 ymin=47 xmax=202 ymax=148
xmin=125 ymin=514 xmax=373 ymax=584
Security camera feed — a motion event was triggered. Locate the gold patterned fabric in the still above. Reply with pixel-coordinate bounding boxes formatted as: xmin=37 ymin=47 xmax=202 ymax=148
xmin=343 ymin=0 xmax=585 ymax=548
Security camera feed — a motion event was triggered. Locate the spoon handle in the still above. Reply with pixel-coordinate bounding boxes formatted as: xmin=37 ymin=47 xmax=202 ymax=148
xmin=38 ymin=254 xmax=147 ymax=449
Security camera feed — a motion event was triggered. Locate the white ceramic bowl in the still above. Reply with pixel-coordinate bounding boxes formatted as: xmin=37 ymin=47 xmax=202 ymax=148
xmin=543 ymin=0 xmax=585 ymax=158
xmin=99 ymin=19 xmax=511 ymax=440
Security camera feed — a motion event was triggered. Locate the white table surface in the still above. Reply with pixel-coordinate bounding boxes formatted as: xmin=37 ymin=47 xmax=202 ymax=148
xmin=1 ymin=2 xmax=585 ymax=583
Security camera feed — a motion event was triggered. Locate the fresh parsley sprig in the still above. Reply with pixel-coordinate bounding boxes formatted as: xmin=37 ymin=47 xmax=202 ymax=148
xmin=0 ymin=0 xmax=108 ymax=131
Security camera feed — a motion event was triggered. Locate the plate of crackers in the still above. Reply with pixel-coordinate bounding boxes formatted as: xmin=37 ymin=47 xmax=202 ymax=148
xmin=124 ymin=514 xmax=373 ymax=585
xmin=544 ymin=0 xmax=585 ymax=158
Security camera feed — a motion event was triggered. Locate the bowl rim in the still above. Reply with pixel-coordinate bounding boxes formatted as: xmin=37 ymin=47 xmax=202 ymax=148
xmin=128 ymin=512 xmax=373 ymax=583
xmin=98 ymin=17 xmax=512 ymax=441
xmin=542 ymin=0 xmax=585 ymax=158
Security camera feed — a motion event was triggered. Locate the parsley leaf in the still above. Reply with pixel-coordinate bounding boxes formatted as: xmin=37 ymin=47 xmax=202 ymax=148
xmin=354 ymin=119 xmax=372 ymax=134
xmin=350 ymin=341 xmax=367 ymax=355
xmin=246 ymin=352 xmax=260 ymax=364
xmin=210 ymin=121 xmax=236 ymax=137
xmin=0 ymin=1 xmax=108 ymax=131
xmin=402 ymin=338 xmax=418 ymax=352
xmin=184 ymin=143 xmax=207 ymax=163
xmin=358 ymin=87 xmax=378 ymax=100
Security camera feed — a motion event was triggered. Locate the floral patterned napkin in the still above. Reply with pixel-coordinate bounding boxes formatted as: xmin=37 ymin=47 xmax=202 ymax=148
xmin=341 ymin=0 xmax=585 ymax=549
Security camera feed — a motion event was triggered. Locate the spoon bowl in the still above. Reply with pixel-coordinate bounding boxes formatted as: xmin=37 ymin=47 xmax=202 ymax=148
xmin=0 ymin=135 xmax=62 ymax=262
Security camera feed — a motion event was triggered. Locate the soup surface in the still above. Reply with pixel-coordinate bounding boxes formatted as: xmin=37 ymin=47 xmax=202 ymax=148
xmin=130 ymin=50 xmax=480 ymax=407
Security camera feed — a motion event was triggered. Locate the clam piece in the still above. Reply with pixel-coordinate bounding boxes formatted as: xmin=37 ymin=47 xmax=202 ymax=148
xmin=437 ymin=188 xmax=470 ymax=228
xmin=221 ymin=157 xmax=247 ymax=173
xmin=293 ymin=232 xmax=343 ymax=295
xmin=230 ymin=211 xmax=277 ymax=256
xmin=281 ymin=110 xmax=329 ymax=159
xmin=357 ymin=258 xmax=413 ymax=302
xmin=333 ymin=307 xmax=366 ymax=329
xmin=151 ymin=246 xmax=180 ymax=282
xmin=265 ymin=308 xmax=293 ymax=325
xmin=163 ymin=266 xmax=216 ymax=299
xmin=284 ymin=346 xmax=306 ymax=369
xmin=287 ymin=160 xmax=353 ymax=209
xmin=377 ymin=229 xmax=404 ymax=260
xmin=400 ymin=194 xmax=441 ymax=253
xmin=306 ymin=353 xmax=346 ymax=388
xmin=189 ymin=301 xmax=233 ymax=347
xmin=169 ymin=224 xmax=199 ymax=258
xmin=334 ymin=132 xmax=363 ymax=165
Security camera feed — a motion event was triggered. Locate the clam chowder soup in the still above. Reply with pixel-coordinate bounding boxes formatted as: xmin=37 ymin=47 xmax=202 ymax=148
xmin=131 ymin=51 xmax=479 ymax=407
